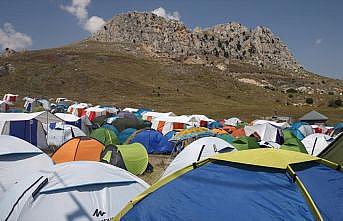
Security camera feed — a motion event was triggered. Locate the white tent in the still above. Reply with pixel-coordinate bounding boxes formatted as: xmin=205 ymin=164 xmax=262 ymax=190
xmin=46 ymin=124 xmax=86 ymax=147
xmin=0 ymin=135 xmax=54 ymax=198
xmin=244 ymin=123 xmax=283 ymax=143
xmin=151 ymin=115 xmax=197 ymax=135
xmin=0 ymin=161 xmax=149 ymax=221
xmin=0 ymin=112 xmax=63 ymax=149
xmin=0 ymin=100 xmax=10 ymax=112
xmin=67 ymin=103 xmax=89 ymax=117
xmin=142 ymin=111 xmax=176 ymax=121
xmin=84 ymin=105 xmax=118 ymax=121
xmin=302 ymin=133 xmax=333 ymax=156
xmin=252 ymin=120 xmax=290 ymax=130
xmin=224 ymin=117 xmax=242 ymax=126
xmin=123 ymin=107 xmax=139 ymax=113
xmin=55 ymin=113 xmax=92 ymax=134
xmin=161 ymin=137 xmax=235 ymax=179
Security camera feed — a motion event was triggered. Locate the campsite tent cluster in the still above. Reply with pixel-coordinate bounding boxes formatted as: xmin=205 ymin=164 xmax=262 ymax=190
xmin=0 ymin=95 xmax=342 ymax=220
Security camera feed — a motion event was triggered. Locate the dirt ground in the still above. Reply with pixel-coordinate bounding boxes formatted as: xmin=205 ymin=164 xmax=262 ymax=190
xmin=138 ymin=154 xmax=174 ymax=184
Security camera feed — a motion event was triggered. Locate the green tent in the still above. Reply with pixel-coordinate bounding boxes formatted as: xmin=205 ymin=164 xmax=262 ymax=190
xmin=232 ymin=136 xmax=260 ymax=151
xmin=101 ymin=143 xmax=148 ymax=175
xmin=217 ymin=134 xmax=234 ymax=143
xmin=318 ymin=133 xmax=343 ymax=166
xmin=280 ymin=137 xmax=308 ymax=154
xmin=283 ymin=129 xmax=296 ymax=140
xmin=90 ymin=128 xmax=119 ymax=146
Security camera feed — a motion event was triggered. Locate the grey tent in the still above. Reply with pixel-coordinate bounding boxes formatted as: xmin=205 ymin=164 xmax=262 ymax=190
xmin=0 ymin=161 xmax=149 ymax=221
xmin=299 ymin=110 xmax=328 ymax=124
xmin=318 ymin=133 xmax=343 ymax=166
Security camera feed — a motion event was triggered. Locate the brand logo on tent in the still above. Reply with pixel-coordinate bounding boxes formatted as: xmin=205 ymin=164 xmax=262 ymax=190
xmin=93 ymin=209 xmax=106 ymax=217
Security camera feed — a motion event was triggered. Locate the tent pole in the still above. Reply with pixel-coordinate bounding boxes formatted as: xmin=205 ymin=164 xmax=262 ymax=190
xmin=197 ymin=145 xmax=206 ymax=162
xmin=311 ymin=137 xmax=318 ymax=155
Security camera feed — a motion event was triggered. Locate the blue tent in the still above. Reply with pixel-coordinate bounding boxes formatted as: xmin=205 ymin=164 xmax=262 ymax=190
xmin=164 ymin=130 xmax=177 ymax=140
xmin=102 ymin=124 xmax=120 ymax=136
xmin=207 ymin=121 xmax=223 ymax=129
xmin=119 ymin=128 xmax=137 ymax=144
xmin=129 ymin=129 xmax=173 ymax=154
xmin=117 ymin=149 xmax=343 ymax=221
xmin=289 ymin=122 xmax=312 ymax=140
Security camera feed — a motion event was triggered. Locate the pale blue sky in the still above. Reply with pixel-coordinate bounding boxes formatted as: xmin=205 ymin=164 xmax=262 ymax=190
xmin=0 ymin=0 xmax=342 ymax=79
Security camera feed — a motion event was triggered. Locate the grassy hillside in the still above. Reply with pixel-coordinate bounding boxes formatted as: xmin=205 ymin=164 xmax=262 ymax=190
xmin=0 ymin=41 xmax=342 ymax=123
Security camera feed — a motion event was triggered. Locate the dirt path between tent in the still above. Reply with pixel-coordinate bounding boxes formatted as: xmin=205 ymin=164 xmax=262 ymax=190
xmin=139 ymin=154 xmax=174 ymax=184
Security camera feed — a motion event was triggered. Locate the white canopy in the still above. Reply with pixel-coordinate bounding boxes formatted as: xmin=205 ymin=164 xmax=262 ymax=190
xmin=244 ymin=123 xmax=282 ymax=143
xmin=0 ymin=111 xmax=63 ymax=123
xmin=302 ymin=133 xmax=333 ymax=156
xmin=161 ymin=137 xmax=235 ymax=179
xmin=0 ymin=161 xmax=149 ymax=221
xmin=55 ymin=113 xmax=80 ymax=122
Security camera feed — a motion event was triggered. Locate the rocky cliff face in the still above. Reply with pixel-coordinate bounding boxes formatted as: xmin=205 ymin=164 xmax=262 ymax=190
xmin=91 ymin=12 xmax=302 ymax=71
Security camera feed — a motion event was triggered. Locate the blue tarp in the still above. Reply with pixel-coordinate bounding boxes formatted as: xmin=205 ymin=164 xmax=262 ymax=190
xmin=129 ymin=129 xmax=173 ymax=154
xmin=122 ymin=161 xmax=315 ymax=221
xmin=9 ymin=120 xmax=38 ymax=146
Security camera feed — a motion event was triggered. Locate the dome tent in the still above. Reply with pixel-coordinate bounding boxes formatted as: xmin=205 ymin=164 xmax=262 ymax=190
xmin=231 ymin=136 xmax=260 ymax=151
xmin=161 ymin=137 xmax=236 ymax=178
xmin=301 ymin=133 xmax=333 ymax=156
xmin=280 ymin=132 xmax=308 ymax=154
xmin=115 ymin=149 xmax=343 ymax=221
xmin=128 ymin=129 xmax=173 ymax=154
xmin=90 ymin=127 xmax=119 ymax=146
xmin=51 ymin=137 xmax=104 ymax=164
xmin=0 ymin=135 xmax=54 ymax=198
xmin=118 ymin=128 xmax=137 ymax=144
xmin=101 ymin=143 xmax=149 ymax=175
xmin=1 ymin=161 xmax=149 ymax=221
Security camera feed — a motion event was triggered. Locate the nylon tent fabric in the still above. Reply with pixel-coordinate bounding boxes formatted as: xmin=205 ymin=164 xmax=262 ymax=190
xmin=129 ymin=129 xmax=173 ymax=154
xmin=102 ymin=124 xmax=120 ymax=136
xmin=116 ymin=149 xmax=343 ymax=221
xmin=290 ymin=122 xmax=314 ymax=140
xmin=118 ymin=143 xmax=149 ymax=175
xmin=216 ymin=134 xmax=234 ymax=143
xmin=212 ymin=128 xmax=229 ymax=134
xmin=0 ymin=135 xmax=54 ymax=198
xmin=301 ymin=133 xmax=333 ymax=156
xmin=111 ymin=117 xmax=145 ymax=132
xmin=280 ymin=137 xmax=308 ymax=154
xmin=244 ymin=123 xmax=284 ymax=144
xmin=231 ymin=128 xmax=246 ymax=138
xmin=318 ymin=133 xmax=343 ymax=165
xmin=119 ymin=128 xmax=137 ymax=144
xmin=90 ymin=127 xmax=119 ymax=146
xmin=51 ymin=137 xmax=104 ymax=164
xmin=161 ymin=137 xmax=235 ymax=178
xmin=231 ymin=136 xmax=260 ymax=151
xmin=0 ymin=161 xmax=149 ymax=221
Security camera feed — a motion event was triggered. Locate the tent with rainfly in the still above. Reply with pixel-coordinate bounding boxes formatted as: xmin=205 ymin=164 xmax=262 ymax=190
xmin=101 ymin=143 xmax=149 ymax=175
xmin=301 ymin=133 xmax=333 ymax=156
xmin=114 ymin=149 xmax=343 ymax=221
xmin=90 ymin=127 xmax=119 ymax=146
xmin=280 ymin=130 xmax=308 ymax=154
xmin=0 ymin=161 xmax=149 ymax=221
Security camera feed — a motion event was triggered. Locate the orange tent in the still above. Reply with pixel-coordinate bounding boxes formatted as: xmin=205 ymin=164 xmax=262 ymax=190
xmin=223 ymin=126 xmax=237 ymax=133
xmin=212 ymin=128 xmax=229 ymax=135
xmin=231 ymin=128 xmax=246 ymax=138
xmin=52 ymin=137 xmax=104 ymax=164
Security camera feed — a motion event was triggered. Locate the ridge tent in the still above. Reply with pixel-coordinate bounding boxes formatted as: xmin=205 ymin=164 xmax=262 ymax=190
xmin=51 ymin=137 xmax=104 ymax=164
xmin=151 ymin=115 xmax=196 ymax=135
xmin=231 ymin=136 xmax=260 ymax=151
xmin=0 ymin=135 xmax=54 ymax=198
xmin=161 ymin=137 xmax=236 ymax=178
xmin=101 ymin=143 xmax=149 ymax=175
xmin=2 ymin=94 xmax=18 ymax=103
xmin=115 ymin=149 xmax=343 ymax=221
xmin=90 ymin=127 xmax=119 ymax=146
xmin=0 ymin=111 xmax=63 ymax=149
xmin=142 ymin=111 xmax=175 ymax=122
xmin=1 ymin=161 xmax=149 ymax=221
xmin=244 ymin=123 xmax=284 ymax=144
xmin=302 ymin=133 xmax=333 ymax=156
xmin=67 ymin=103 xmax=89 ymax=117
xmin=84 ymin=105 xmax=118 ymax=122
xmin=128 ymin=129 xmax=173 ymax=154
xmin=119 ymin=128 xmax=137 ymax=144
xmin=0 ymin=100 xmax=10 ymax=112
xmin=280 ymin=137 xmax=308 ymax=154
xmin=318 ymin=133 xmax=343 ymax=165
